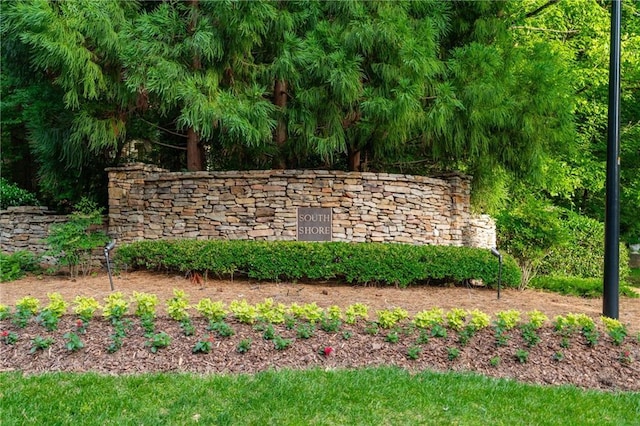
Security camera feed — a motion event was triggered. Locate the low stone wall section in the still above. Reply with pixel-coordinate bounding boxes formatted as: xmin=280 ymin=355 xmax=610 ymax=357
xmin=107 ymin=163 xmax=496 ymax=249
xmin=0 ymin=206 xmax=67 ymax=256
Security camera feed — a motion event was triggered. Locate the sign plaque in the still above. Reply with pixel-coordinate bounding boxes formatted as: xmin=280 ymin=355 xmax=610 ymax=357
xmin=297 ymin=207 xmax=332 ymax=241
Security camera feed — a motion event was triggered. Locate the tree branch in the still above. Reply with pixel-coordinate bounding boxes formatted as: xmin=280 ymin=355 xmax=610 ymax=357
xmin=511 ymin=26 xmax=578 ymax=35
xmin=524 ymin=0 xmax=561 ymax=19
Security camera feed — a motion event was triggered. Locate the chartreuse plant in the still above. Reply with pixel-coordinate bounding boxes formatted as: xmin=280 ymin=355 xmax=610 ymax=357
xmin=289 ymin=302 xmax=324 ymax=324
xmin=195 ymin=299 xmax=227 ymax=322
xmin=520 ymin=310 xmax=549 ymax=348
xmin=376 ymin=308 xmax=409 ymax=329
xmin=600 ymin=317 xmax=627 ymax=346
xmin=494 ymin=310 xmax=521 ymax=347
xmin=37 ymin=293 xmax=69 ymax=331
xmin=167 ymin=289 xmax=194 ymax=335
xmin=256 ymin=299 xmax=287 ymax=324
xmin=320 ymin=308 xmax=343 ymax=333
xmin=14 ymin=296 xmax=40 ymax=328
xmin=73 ymin=296 xmax=100 ymax=325
xmin=103 ymin=292 xmax=129 ymax=322
xmin=0 ymin=304 xmax=11 ymax=320
xmin=413 ymin=308 xmax=444 ymax=329
xmin=345 ymin=303 xmax=368 ymax=324
xmin=131 ymin=292 xmax=158 ymax=318
xmin=229 ymin=300 xmax=257 ymax=324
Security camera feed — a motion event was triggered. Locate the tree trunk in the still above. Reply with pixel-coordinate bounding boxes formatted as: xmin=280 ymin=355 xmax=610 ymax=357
xmin=185 ymin=0 xmax=204 ymax=171
xmin=348 ymin=148 xmax=361 ymax=171
xmin=186 ymin=127 xmax=203 ymax=171
xmin=273 ymin=79 xmax=288 ymax=169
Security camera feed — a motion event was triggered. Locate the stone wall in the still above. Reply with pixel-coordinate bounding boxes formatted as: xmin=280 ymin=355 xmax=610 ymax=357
xmin=107 ymin=163 xmax=496 ymax=249
xmin=0 ymin=206 xmax=67 ymax=256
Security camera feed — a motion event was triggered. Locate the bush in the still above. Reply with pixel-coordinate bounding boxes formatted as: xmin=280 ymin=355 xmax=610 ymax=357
xmin=529 ymin=276 xmax=639 ymax=299
xmin=0 ymin=178 xmax=39 ymax=209
xmin=45 ymin=198 xmax=109 ymax=278
xmin=116 ymin=240 xmax=521 ymax=288
xmin=538 ymin=210 xmax=630 ymax=281
xmin=0 ymin=250 xmax=39 ymax=282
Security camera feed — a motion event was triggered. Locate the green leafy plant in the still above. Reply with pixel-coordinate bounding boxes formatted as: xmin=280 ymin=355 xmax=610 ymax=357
xmin=345 ymin=303 xmax=369 ymax=324
xmin=430 ymin=324 xmax=447 ymax=339
xmin=36 ymin=293 xmax=68 ymax=331
xmin=515 ymin=349 xmax=529 ymax=364
xmin=273 ymin=335 xmax=292 ymax=350
xmin=447 ymin=347 xmax=460 ymax=361
xmin=13 ymin=296 xmax=40 ymax=328
xmin=520 ymin=324 xmax=541 ymax=348
xmin=413 ymin=308 xmax=444 ymax=329
xmin=131 ymin=291 xmax=158 ymax=318
xmin=1 ymin=330 xmax=18 ymax=345
xmin=341 ymin=331 xmax=353 ymax=340
xmin=73 ymin=296 xmax=100 ymax=324
xmin=364 ymin=321 xmax=379 ymax=336
xmin=415 ymin=330 xmax=430 ymax=345
xmin=320 ymin=315 xmax=342 ymax=333
xmin=553 ymin=352 xmax=564 ymax=362
xmin=195 ymin=299 xmax=227 ymax=322
xmin=377 ymin=308 xmax=409 ymax=329
xmin=63 ymin=332 xmax=84 ymax=352
xmin=30 ymin=336 xmax=55 ymax=353
xmin=0 ymin=250 xmax=39 ymax=282
xmin=256 ymin=298 xmax=287 ymax=324
xmin=295 ymin=323 xmax=315 ymax=339
xmin=45 ymin=197 xmax=109 ymax=278
xmin=236 ymin=338 xmax=252 ymax=354
xmin=192 ymin=335 xmax=215 ymax=354
xmin=103 ymin=292 xmax=128 ymax=322
xmin=229 ymin=300 xmax=257 ymax=324
xmin=146 ymin=331 xmax=171 ymax=353
xmin=406 ymin=346 xmax=421 ymax=360
xmin=260 ymin=323 xmax=276 ymax=341
xmin=0 ymin=304 xmax=10 ymax=320
xmin=166 ymin=289 xmax=190 ymax=322
xmin=446 ymin=308 xmax=467 ymax=332
xmin=601 ymin=317 xmax=627 ymax=346
xmin=385 ymin=330 xmax=400 ymax=344
xmin=0 ymin=178 xmax=39 ymax=209
xmin=289 ymin=302 xmax=324 ymax=324
xmin=180 ymin=319 xmax=195 ymax=336
xmin=490 ymin=356 xmax=501 ymax=367
xmin=207 ymin=321 xmax=235 ymax=338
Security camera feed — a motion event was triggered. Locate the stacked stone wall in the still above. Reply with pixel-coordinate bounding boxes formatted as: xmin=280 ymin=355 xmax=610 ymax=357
xmin=107 ymin=163 xmax=496 ymax=249
xmin=0 ymin=207 xmax=67 ymax=256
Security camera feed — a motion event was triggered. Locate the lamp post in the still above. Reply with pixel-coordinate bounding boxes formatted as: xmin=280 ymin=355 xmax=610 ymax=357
xmin=491 ymin=248 xmax=502 ymax=300
xmin=104 ymin=240 xmax=116 ymax=291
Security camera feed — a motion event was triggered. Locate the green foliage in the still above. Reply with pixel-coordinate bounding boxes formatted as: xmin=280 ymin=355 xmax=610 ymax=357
xmin=63 ymin=332 xmax=84 ymax=352
xmin=447 ymin=347 xmax=460 ymax=361
xmin=117 ymin=240 xmax=521 ymax=288
xmin=166 ymin=289 xmax=190 ymax=322
xmin=406 ymin=346 xmax=421 ymax=360
xmin=273 ymin=335 xmax=292 ymax=351
xmin=73 ymin=296 xmax=100 ymax=323
xmin=131 ymin=292 xmax=158 ymax=318
xmin=529 ymin=276 xmax=639 ymax=299
xmin=192 ymin=336 xmax=214 ymax=354
xmin=236 ymin=338 xmax=252 ymax=354
xmin=146 ymin=332 xmax=171 ymax=353
xmin=538 ymin=210 xmax=631 ymax=281
xmin=600 ymin=317 xmax=627 ymax=346
xmin=195 ymin=299 xmax=227 ymax=323
xmin=45 ymin=198 xmax=109 ymax=278
xmin=0 ymin=250 xmax=39 ymax=282
xmin=1 ymin=330 xmax=19 ymax=345
xmin=229 ymin=300 xmax=257 ymax=324
xmin=30 ymin=336 xmax=54 ymax=353
xmin=0 ymin=304 xmax=11 ymax=320
xmin=515 ymin=349 xmax=529 ymax=364
xmin=207 ymin=321 xmax=235 ymax=338
xmin=0 ymin=178 xmax=39 ymax=209
xmin=376 ymin=308 xmax=408 ymax=329
xmin=102 ymin=292 xmax=128 ymax=322
xmin=14 ymin=296 xmax=39 ymax=327
xmin=345 ymin=303 xmax=369 ymax=324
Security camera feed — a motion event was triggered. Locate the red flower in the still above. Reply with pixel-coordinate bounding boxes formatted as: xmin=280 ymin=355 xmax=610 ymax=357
xmin=323 ymin=346 xmax=334 ymax=357
xmin=76 ymin=320 xmax=84 ymax=327
xmin=1 ymin=330 xmax=8 ymax=337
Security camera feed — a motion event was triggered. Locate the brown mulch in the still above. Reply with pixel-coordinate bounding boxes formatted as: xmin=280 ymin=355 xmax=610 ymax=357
xmin=1 ymin=271 xmax=639 ymax=392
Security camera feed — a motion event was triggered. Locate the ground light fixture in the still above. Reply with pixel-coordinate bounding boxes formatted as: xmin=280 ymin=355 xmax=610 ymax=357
xmin=105 ymin=240 xmax=116 ymax=291
xmin=491 ymin=247 xmax=502 ymax=300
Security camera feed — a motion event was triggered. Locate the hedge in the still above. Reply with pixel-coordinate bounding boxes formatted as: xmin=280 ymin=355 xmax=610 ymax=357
xmin=115 ymin=240 xmax=521 ymax=288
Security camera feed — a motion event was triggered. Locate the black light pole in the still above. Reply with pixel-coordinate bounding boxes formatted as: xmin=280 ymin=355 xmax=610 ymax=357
xmin=604 ymin=0 xmax=621 ymax=319
xmin=105 ymin=240 xmax=116 ymax=291
xmin=491 ymin=248 xmax=502 ymax=300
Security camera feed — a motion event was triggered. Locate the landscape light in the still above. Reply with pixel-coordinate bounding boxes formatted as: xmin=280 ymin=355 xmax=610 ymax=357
xmin=104 ymin=240 xmax=116 ymax=291
xmin=491 ymin=247 xmax=502 ymax=300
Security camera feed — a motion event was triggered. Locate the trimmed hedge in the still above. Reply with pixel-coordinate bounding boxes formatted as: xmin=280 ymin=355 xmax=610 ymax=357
xmin=115 ymin=240 xmax=521 ymax=288
xmin=529 ymin=276 xmax=639 ymax=299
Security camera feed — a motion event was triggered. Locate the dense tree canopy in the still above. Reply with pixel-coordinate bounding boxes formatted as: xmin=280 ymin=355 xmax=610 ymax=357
xmin=1 ymin=0 xmax=638 ymax=243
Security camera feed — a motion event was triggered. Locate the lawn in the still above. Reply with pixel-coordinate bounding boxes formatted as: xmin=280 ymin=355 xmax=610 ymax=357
xmin=1 ymin=368 xmax=638 ymax=425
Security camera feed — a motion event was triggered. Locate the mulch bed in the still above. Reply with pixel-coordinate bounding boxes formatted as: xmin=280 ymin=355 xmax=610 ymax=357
xmin=2 ymin=316 xmax=639 ymax=392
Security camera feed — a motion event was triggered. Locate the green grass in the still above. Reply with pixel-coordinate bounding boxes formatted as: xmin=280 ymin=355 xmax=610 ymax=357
xmin=1 ymin=368 xmax=638 ymax=425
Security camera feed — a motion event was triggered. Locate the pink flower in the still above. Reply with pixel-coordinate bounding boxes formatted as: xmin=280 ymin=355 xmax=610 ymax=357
xmin=323 ymin=346 xmax=334 ymax=357
xmin=1 ymin=330 xmax=8 ymax=337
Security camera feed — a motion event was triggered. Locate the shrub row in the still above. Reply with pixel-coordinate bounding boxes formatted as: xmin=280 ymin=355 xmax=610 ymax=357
xmin=529 ymin=276 xmax=639 ymax=299
xmin=116 ymin=240 xmax=521 ymax=288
